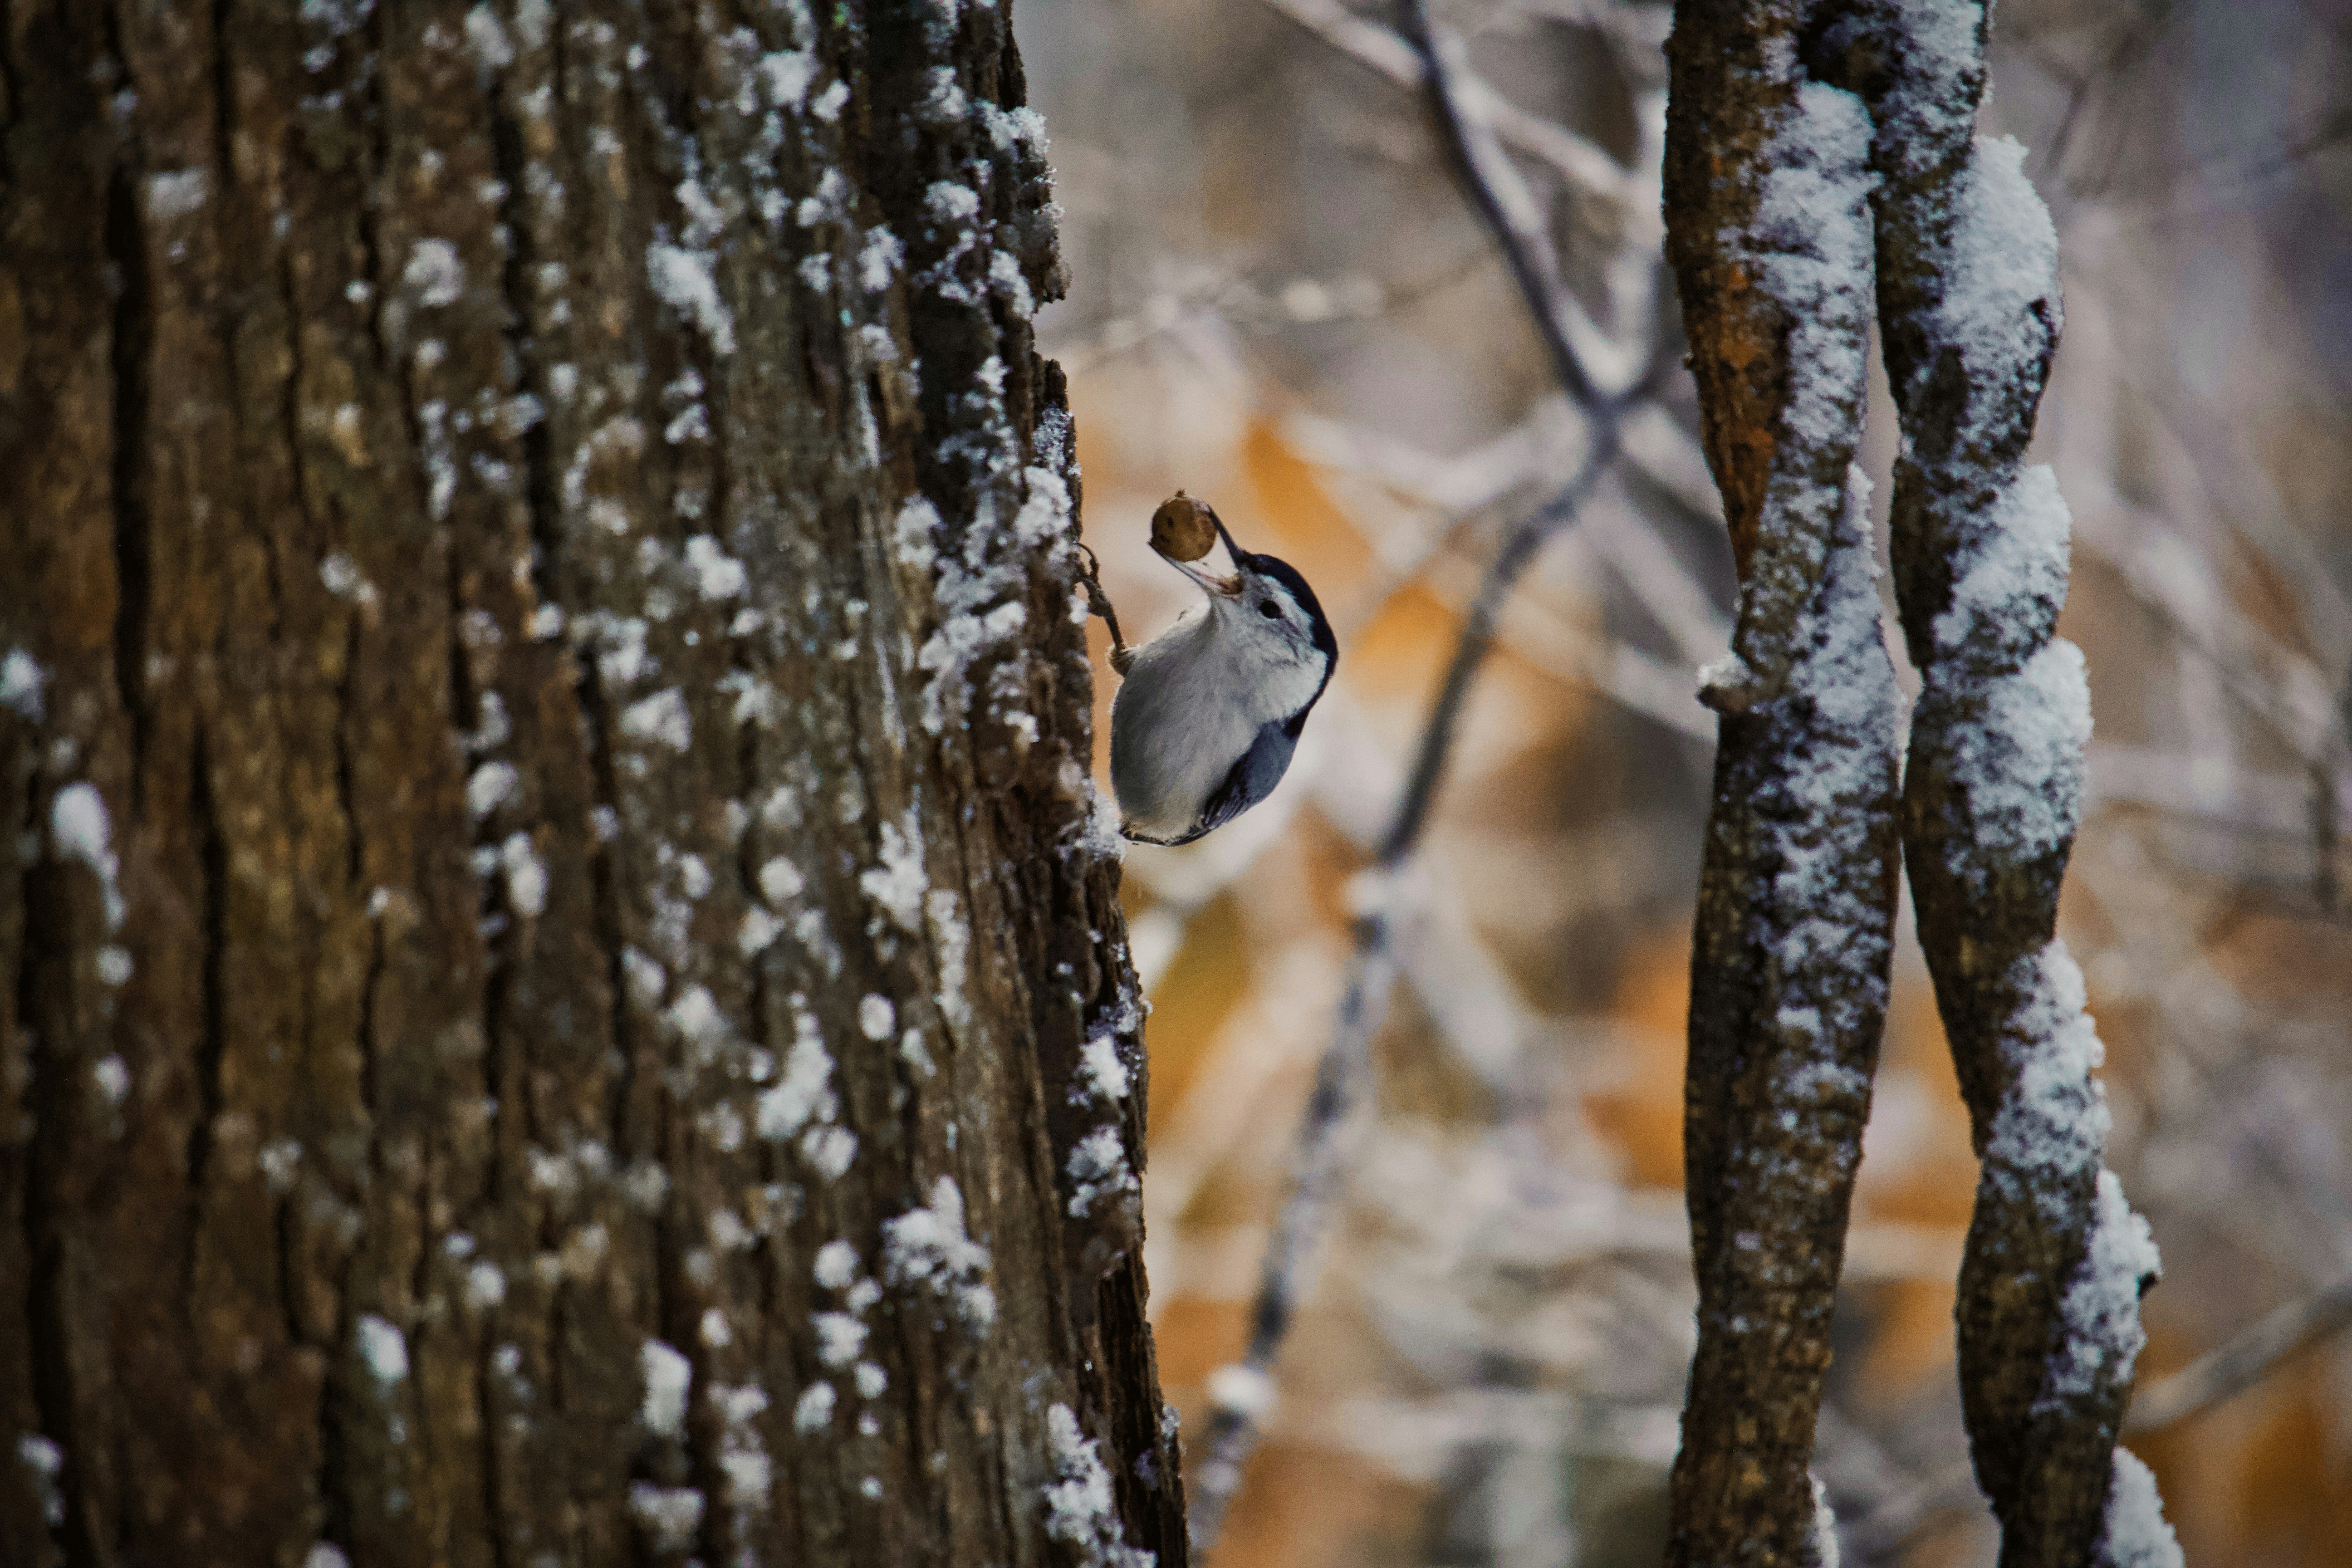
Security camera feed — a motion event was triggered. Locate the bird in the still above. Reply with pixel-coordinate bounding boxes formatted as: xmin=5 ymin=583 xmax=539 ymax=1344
xmin=1109 ymin=503 xmax=1337 ymax=846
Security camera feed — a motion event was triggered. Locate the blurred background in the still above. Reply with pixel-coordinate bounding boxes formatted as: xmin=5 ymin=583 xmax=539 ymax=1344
xmin=1022 ymin=1 xmax=2352 ymax=1563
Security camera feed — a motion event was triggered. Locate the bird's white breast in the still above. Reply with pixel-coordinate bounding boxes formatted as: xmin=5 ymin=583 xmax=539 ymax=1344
xmin=1108 ymin=598 xmax=1327 ymax=839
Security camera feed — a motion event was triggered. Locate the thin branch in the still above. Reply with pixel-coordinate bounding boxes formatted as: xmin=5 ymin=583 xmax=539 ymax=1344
xmin=1184 ymin=451 xmax=1615 ymax=1549
xmin=1042 ymin=251 xmax=1490 ymax=376
xmin=2124 ymin=1270 xmax=2352 ymax=1435
xmin=1253 ymin=0 xmax=1636 ymax=214
xmin=1398 ymin=0 xmax=1632 ymax=407
xmin=1377 ymin=447 xmax=1620 ymax=863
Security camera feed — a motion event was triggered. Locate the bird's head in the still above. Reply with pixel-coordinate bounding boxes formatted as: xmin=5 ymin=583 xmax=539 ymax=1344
xmin=1164 ymin=508 xmax=1338 ymax=690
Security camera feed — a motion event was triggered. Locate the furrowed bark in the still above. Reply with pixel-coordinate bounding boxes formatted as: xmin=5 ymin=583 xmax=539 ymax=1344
xmin=1806 ymin=5 xmax=2179 ymax=1563
xmin=1660 ymin=4 xmax=1901 ymax=1562
xmin=0 ymin=3 xmax=1181 ymax=1565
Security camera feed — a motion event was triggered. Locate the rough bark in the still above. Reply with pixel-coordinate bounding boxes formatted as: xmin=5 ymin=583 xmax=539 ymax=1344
xmin=0 ymin=3 xmax=1181 ymax=1567
xmin=1660 ymin=4 xmax=1902 ymax=1563
xmin=1807 ymin=3 xmax=2177 ymax=1563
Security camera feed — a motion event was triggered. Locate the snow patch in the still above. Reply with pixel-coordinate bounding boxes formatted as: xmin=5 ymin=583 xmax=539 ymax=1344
xmin=927 ymin=890 xmax=972 ymax=1030
xmin=757 ymin=1000 xmax=837 ymax=1140
xmin=881 ymin=1176 xmax=996 ymax=1334
xmin=500 ymin=832 xmax=548 ymax=917
xmin=1984 ymin=942 xmax=2112 ymax=1205
xmin=145 ymin=167 xmax=212 ymax=220
xmin=793 ymin=1381 xmax=836 ymax=1434
xmin=759 ymin=50 xmax=816 ymax=108
xmin=858 ymin=226 xmax=904 ymax=292
xmin=684 ymin=535 xmax=747 ymax=599
xmin=813 ymin=1312 xmax=867 ymax=1367
xmin=356 ymin=1314 xmax=409 ymax=1384
xmin=620 ymin=687 xmax=693 ymax=751
xmin=1742 ymin=82 xmax=1876 ymax=453
xmin=814 ymin=1241 xmax=859 ymax=1289
xmin=758 ymin=855 xmax=806 ymax=905
xmin=2040 ymin=1170 xmax=2160 ymax=1406
xmin=1065 ymin=1126 xmax=1137 ymax=1220
xmin=627 ymin=1484 xmax=704 ymax=1551
xmin=802 ymin=1125 xmax=859 ymax=1180
xmin=0 ymin=648 xmax=47 ymax=720
xmin=640 ymin=1338 xmax=692 ymax=1438
xmin=466 ymin=761 xmax=519 ymax=819
xmin=51 ymin=783 xmax=125 ymax=931
xmin=92 ymin=1055 xmax=131 ymax=1107
xmin=859 ymin=813 xmax=928 ymax=932
xmin=2100 ymin=1448 xmax=2184 ymax=1567
xmin=17 ymin=1433 xmax=63 ymax=1527
xmin=647 ymin=243 xmax=735 ymax=354
xmin=1042 ymin=1402 xmax=1154 ymax=1568
xmin=404 ymin=239 xmax=466 ymax=308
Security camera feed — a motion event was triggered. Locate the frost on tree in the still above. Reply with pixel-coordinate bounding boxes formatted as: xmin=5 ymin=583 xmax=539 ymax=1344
xmin=0 ymin=3 xmax=1179 ymax=1566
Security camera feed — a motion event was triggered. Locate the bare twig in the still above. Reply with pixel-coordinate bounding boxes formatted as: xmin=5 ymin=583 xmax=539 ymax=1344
xmin=2124 ymin=1269 xmax=2352 ymax=1434
xmin=1073 ymin=541 xmax=1136 ymax=673
xmin=1253 ymin=0 xmax=1635 ymax=213
xmin=1397 ymin=0 xmax=1643 ymax=407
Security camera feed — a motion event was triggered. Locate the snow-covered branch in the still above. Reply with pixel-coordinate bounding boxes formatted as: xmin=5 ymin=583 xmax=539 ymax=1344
xmin=1655 ymin=6 xmax=1903 ymax=1559
xmin=1812 ymin=1 xmax=2185 ymax=1560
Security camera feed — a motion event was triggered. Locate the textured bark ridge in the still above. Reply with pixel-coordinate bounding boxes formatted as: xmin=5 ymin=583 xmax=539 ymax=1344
xmin=1808 ymin=4 xmax=2178 ymax=1563
xmin=1661 ymin=5 xmax=1902 ymax=1563
xmin=0 ymin=3 xmax=1180 ymax=1566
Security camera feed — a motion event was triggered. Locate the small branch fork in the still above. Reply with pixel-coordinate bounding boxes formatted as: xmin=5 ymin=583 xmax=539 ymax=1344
xmin=1184 ymin=0 xmax=1673 ymax=1548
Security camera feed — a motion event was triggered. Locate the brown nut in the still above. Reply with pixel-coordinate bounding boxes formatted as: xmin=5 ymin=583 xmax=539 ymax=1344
xmin=1150 ymin=491 xmax=1219 ymax=563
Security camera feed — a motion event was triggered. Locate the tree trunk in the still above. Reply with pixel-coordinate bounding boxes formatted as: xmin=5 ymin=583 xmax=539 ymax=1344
xmin=0 ymin=4 xmax=1181 ymax=1566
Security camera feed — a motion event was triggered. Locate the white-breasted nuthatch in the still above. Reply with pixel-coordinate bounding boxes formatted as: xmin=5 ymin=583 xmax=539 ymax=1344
xmin=1109 ymin=506 xmax=1337 ymax=845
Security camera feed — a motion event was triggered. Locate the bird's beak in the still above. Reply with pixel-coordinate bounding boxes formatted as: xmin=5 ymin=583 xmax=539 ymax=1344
xmin=1171 ymin=503 xmax=1245 ymax=596
xmin=1207 ymin=505 xmax=1245 ymax=562
xmin=1171 ymin=556 xmax=1240 ymax=597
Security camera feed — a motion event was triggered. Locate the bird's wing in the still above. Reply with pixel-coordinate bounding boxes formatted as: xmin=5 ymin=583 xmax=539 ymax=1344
xmin=1186 ymin=720 xmax=1298 ymax=841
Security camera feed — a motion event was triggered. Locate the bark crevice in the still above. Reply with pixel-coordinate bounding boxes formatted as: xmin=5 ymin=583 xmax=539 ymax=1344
xmin=21 ymin=858 xmax=98 ymax=1568
xmin=104 ymin=164 xmax=151 ymax=810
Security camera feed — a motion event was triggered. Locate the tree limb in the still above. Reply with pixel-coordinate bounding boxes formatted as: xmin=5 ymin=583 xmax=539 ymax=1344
xmin=1813 ymin=1 xmax=2185 ymax=1559
xmin=1655 ymin=7 xmax=1903 ymax=1561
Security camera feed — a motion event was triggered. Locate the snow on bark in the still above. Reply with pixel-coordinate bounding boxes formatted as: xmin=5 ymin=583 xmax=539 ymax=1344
xmin=2098 ymin=1450 xmax=2182 ymax=1567
xmin=1042 ymin=1403 xmax=1156 ymax=1568
xmin=1661 ymin=15 xmax=1902 ymax=1559
xmin=880 ymin=1176 xmax=998 ymax=1336
xmin=1813 ymin=1 xmax=2183 ymax=1559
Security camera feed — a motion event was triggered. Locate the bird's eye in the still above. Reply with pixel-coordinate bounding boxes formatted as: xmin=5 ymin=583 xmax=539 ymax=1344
xmin=1258 ymin=601 xmax=1283 ymax=620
